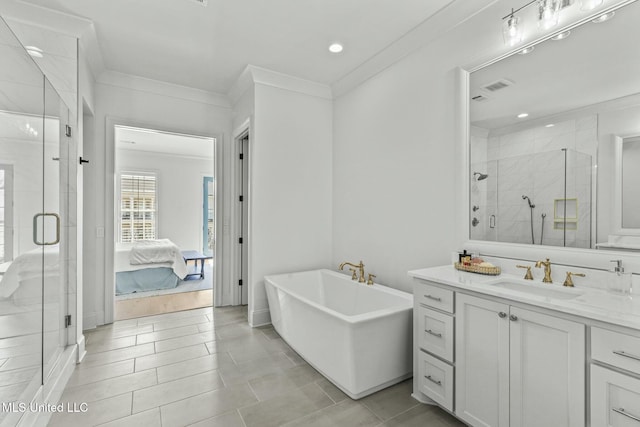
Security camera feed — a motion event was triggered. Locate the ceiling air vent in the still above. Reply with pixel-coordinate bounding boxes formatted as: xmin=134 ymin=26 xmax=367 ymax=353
xmin=481 ymin=78 xmax=514 ymax=92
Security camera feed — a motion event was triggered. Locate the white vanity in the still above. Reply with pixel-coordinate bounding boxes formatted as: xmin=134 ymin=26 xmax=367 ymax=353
xmin=409 ymin=265 xmax=640 ymax=427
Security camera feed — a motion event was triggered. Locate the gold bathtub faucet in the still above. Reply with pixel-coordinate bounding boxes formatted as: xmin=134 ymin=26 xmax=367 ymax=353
xmin=339 ymin=260 xmax=365 ymax=283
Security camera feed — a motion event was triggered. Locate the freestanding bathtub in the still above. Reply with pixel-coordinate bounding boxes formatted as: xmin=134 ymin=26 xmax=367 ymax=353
xmin=264 ymin=269 xmax=413 ymax=399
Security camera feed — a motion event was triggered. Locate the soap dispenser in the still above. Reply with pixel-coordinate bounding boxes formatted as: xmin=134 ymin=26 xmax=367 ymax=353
xmin=608 ymin=259 xmax=632 ymax=295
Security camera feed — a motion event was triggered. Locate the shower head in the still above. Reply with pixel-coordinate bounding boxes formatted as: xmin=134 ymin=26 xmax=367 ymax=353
xmin=473 ymin=172 xmax=489 ymax=181
xmin=522 ymin=195 xmax=535 ymax=208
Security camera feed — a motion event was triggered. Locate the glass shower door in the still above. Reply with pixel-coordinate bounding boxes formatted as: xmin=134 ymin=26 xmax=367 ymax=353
xmin=0 ymin=18 xmax=45 ymax=426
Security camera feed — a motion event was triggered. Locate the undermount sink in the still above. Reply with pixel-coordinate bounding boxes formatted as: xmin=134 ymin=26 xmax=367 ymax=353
xmin=488 ymin=281 xmax=583 ymax=300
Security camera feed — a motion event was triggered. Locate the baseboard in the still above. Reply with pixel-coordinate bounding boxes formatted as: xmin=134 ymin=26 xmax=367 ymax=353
xmin=77 ymin=334 xmax=87 ymax=362
xmin=83 ymin=312 xmax=98 ymax=330
xmin=411 ymin=392 xmax=437 ymax=405
xmin=19 ymin=345 xmax=78 ymax=427
xmin=250 ymin=308 xmax=271 ymax=327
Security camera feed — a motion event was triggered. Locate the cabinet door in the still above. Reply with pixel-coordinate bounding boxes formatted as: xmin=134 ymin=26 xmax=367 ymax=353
xmin=592 ymin=364 xmax=640 ymax=427
xmin=456 ymin=294 xmax=510 ymax=427
xmin=509 ymin=307 xmax=585 ymax=427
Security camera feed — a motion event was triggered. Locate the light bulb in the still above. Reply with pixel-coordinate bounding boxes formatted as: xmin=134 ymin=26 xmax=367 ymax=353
xmin=538 ymin=0 xmax=560 ymax=29
xmin=503 ymin=14 xmax=523 ymax=46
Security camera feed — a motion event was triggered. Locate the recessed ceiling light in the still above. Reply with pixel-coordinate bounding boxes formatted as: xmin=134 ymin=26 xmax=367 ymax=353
xmin=517 ymin=113 xmax=529 ymax=118
xmin=518 ymin=46 xmax=535 ymax=55
xmin=545 ymin=124 xmax=555 ymax=128
xmin=551 ymin=31 xmax=570 ymax=41
xmin=25 ymin=45 xmax=43 ymax=58
xmin=328 ymin=43 xmax=343 ymax=54
xmin=592 ymin=12 xmax=615 ymax=23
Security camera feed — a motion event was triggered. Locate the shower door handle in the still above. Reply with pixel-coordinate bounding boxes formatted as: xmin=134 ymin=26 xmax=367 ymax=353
xmin=33 ymin=213 xmax=61 ymax=245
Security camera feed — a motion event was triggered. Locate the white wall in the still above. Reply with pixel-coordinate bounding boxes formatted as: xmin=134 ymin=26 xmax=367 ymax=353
xmin=83 ymin=75 xmax=232 ymax=328
xmin=332 ymin=3 xmax=522 ymax=294
xmin=116 ymin=148 xmax=213 ymax=252
xmin=239 ymin=80 xmax=333 ymax=326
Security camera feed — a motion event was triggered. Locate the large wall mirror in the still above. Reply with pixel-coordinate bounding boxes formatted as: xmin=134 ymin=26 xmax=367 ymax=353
xmin=469 ymin=0 xmax=640 ymax=251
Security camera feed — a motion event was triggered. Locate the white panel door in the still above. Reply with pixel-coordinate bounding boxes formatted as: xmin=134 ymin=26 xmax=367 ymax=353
xmin=456 ymin=293 xmax=510 ymax=427
xmin=509 ymin=306 xmax=585 ymax=427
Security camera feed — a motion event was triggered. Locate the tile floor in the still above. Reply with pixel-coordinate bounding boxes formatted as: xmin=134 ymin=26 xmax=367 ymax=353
xmin=50 ymin=306 xmax=464 ymax=427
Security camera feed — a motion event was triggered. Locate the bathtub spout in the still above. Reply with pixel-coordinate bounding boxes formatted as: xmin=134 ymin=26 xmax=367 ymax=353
xmin=339 ymin=261 xmax=365 ymax=283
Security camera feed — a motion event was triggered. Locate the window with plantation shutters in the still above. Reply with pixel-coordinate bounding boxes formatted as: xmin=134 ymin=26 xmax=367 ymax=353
xmin=119 ymin=173 xmax=157 ymax=242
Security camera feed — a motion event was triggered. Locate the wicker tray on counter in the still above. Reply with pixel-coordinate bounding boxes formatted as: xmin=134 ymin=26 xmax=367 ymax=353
xmin=454 ymin=262 xmax=501 ymax=276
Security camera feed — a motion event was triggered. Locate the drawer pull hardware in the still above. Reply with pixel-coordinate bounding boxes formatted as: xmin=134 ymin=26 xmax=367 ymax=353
xmin=425 ymin=329 xmax=443 ymax=338
xmin=613 ymin=408 xmax=640 ymax=423
xmin=424 ymin=295 xmax=442 ymax=302
xmin=509 ymin=314 xmax=518 ymax=321
xmin=498 ymin=312 xmax=507 ymax=318
xmin=425 ymin=375 xmax=442 ymax=386
xmin=613 ymin=350 xmax=640 ymax=362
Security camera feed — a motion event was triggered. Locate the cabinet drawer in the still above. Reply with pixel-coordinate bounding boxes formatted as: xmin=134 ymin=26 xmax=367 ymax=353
xmin=591 ymin=364 xmax=640 ymax=426
xmin=415 ymin=280 xmax=454 ymax=314
xmin=418 ymin=307 xmax=454 ymax=362
xmin=592 ymin=327 xmax=640 ymax=376
xmin=418 ymin=350 xmax=454 ymax=411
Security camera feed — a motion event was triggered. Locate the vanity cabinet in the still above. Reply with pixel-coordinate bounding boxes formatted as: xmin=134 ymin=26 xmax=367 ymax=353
xmin=591 ymin=327 xmax=640 ymax=426
xmin=455 ymin=293 xmax=585 ymax=427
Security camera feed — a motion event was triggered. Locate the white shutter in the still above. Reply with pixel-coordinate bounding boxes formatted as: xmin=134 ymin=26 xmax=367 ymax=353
xmin=119 ymin=173 xmax=157 ymax=242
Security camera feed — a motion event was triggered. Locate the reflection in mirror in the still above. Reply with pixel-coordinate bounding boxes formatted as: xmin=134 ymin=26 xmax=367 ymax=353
xmin=622 ymin=136 xmax=640 ymax=228
xmin=469 ymin=0 xmax=640 ymax=250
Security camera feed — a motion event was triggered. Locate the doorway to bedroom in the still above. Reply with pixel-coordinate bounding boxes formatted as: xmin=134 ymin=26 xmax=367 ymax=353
xmin=113 ymin=125 xmax=216 ymax=320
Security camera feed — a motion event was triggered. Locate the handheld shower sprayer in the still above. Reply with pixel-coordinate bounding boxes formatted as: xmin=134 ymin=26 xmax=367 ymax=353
xmin=522 ymin=195 xmax=535 ymax=208
xmin=473 ymin=172 xmax=489 ymax=181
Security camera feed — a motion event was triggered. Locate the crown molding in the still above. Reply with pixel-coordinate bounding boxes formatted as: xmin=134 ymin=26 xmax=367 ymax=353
xmin=97 ymin=70 xmax=231 ymax=109
xmin=228 ymin=64 xmax=332 ymax=106
xmin=331 ymin=0 xmax=498 ymax=98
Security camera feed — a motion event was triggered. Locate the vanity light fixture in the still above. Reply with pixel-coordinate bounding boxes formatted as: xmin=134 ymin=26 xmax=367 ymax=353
xmin=592 ymin=11 xmax=614 ymax=22
xmin=538 ymin=0 xmax=561 ymax=29
xmin=328 ymin=43 xmax=343 ymax=54
xmin=517 ymin=113 xmax=530 ymax=118
xmin=546 ymin=124 xmax=555 ymax=127
xmin=519 ymin=46 xmax=536 ymax=54
xmin=551 ymin=30 xmax=571 ymax=40
xmin=503 ymin=10 xmax=524 ymax=46
xmin=25 ymin=45 xmax=43 ymax=58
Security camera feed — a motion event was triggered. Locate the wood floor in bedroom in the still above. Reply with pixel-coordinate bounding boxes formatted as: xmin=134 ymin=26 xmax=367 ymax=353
xmin=115 ymin=289 xmax=213 ymax=320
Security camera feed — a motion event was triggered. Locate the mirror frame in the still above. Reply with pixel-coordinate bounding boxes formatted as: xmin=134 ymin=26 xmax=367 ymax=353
xmin=458 ymin=0 xmax=640 ymax=273
xmin=614 ymin=134 xmax=640 ymax=236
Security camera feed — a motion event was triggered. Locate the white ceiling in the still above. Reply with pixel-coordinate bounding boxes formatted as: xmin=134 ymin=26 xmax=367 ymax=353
xmin=470 ymin=0 xmax=640 ymax=130
xmin=17 ymin=0 xmax=457 ymax=94
xmin=115 ymin=126 xmax=214 ymax=158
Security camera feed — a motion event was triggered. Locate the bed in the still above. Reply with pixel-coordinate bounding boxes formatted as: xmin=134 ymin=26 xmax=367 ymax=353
xmin=115 ymin=239 xmax=188 ymax=295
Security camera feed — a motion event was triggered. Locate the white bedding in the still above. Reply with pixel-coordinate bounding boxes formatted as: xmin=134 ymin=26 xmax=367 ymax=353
xmin=0 ymin=246 xmax=59 ymax=299
xmin=115 ymin=239 xmax=187 ymax=279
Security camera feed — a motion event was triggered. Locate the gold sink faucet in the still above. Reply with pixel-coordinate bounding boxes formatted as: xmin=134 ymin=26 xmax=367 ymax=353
xmin=535 ymin=258 xmax=553 ymax=283
xmin=339 ymin=261 xmax=365 ymax=283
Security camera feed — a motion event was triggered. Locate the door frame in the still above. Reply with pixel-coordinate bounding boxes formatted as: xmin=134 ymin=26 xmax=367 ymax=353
xmin=104 ymin=117 xmax=223 ymax=324
xmin=232 ymin=120 xmax=251 ymax=307
xmin=202 ymin=176 xmax=214 ymax=256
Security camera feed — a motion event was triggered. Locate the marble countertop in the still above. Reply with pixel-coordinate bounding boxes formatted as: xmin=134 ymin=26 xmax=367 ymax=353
xmin=409 ymin=265 xmax=640 ymax=331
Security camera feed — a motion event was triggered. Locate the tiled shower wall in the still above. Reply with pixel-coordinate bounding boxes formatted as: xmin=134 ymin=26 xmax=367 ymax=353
xmin=471 ymin=115 xmax=597 ymax=248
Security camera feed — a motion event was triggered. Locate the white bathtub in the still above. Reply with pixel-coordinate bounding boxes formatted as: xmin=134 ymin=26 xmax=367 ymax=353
xmin=264 ymin=269 xmax=413 ymax=399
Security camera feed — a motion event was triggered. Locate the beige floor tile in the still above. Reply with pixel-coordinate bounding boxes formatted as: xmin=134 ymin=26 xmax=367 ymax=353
xmin=85 ymin=335 xmax=137 ymax=354
xmin=218 ymin=353 xmax=294 ymax=386
xmin=65 ymin=360 xmax=135 ymax=388
xmin=134 ymin=344 xmax=208 ymax=372
xmin=97 ymin=408 xmax=161 ymax=427
xmin=156 ymin=353 xmax=231 ymax=383
xmin=62 ymin=369 xmax=157 ymax=404
xmin=48 ymin=393 xmax=133 ymax=427
xmin=360 ymin=379 xmax=418 ymax=421
xmin=154 ymin=330 xmax=215 ymax=353
xmin=160 ymin=383 xmax=258 ymax=427
xmin=315 ymin=378 xmax=348 ymax=403
xmin=283 ymin=399 xmax=381 ymax=427
xmin=381 ymin=404 xmax=465 ymax=426
xmin=248 ymin=364 xmax=323 ymax=401
xmin=82 ymin=343 xmax=155 ymax=369
xmin=132 ymin=369 xmax=224 ymax=413
xmin=197 ymin=322 xmax=214 ymax=333
xmin=188 ymin=410 xmax=245 ymax=427
xmin=239 ymin=382 xmax=334 ymax=427
xmin=151 ymin=315 xmax=210 ymax=331
xmin=85 ymin=324 xmax=154 ymax=342
xmin=136 ymin=307 xmax=213 ymax=326
xmin=135 ymin=325 xmax=199 ymax=345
